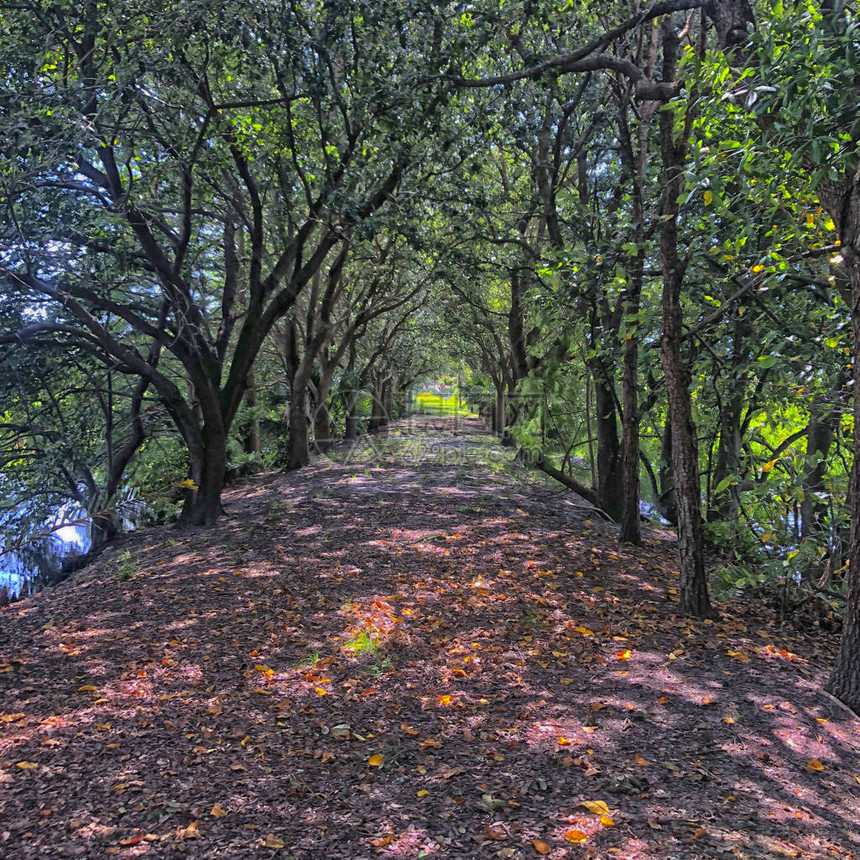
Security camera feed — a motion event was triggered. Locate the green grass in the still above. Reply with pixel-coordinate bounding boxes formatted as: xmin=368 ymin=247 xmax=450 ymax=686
xmin=413 ymin=390 xmax=474 ymax=416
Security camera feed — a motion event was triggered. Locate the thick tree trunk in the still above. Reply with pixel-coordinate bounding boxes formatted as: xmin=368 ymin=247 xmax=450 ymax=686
xmin=182 ymin=422 xmax=228 ymax=525
xmin=823 ymin=183 xmax=860 ymax=709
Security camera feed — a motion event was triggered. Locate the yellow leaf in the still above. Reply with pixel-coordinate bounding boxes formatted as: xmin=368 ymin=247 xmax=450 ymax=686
xmin=15 ymin=761 xmax=38 ymax=769
xmin=533 ymin=839 xmax=553 ymax=854
xmin=761 ymin=533 xmax=774 ymax=542
xmin=437 ymin=694 xmax=453 ymax=706
xmin=210 ymin=804 xmax=227 ymax=817
xmin=805 ymin=759 xmax=825 ymax=772
xmin=253 ymin=688 xmax=273 ymax=696
xmin=806 ymin=213 xmax=815 ymax=227
xmin=260 ymin=834 xmax=286 ymax=849
xmin=77 ymin=685 xmax=97 ymax=692
xmin=762 ymin=460 xmax=776 ymax=473
xmin=417 ymin=789 xmax=429 ymax=797
xmin=573 ymin=627 xmax=594 ymax=636
xmin=565 ymin=830 xmax=588 ymax=844
xmin=727 ymin=650 xmax=751 ymax=663
xmin=616 ymin=649 xmax=632 ymax=661
xmin=751 ymin=264 xmax=765 ymax=273
xmin=254 ymin=664 xmax=273 ymax=674
xmin=176 ymin=821 xmax=199 ymax=839
xmin=600 ymin=815 xmax=615 ymax=826
xmin=704 ymin=190 xmax=713 ymax=206
xmin=579 ymin=800 xmax=611 ymax=816
xmin=173 ymin=479 xmax=198 ymax=490
xmin=368 ymin=754 xmax=384 ymax=767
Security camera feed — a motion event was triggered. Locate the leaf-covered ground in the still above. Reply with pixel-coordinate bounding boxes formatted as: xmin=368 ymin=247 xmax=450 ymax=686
xmin=1 ymin=417 xmax=859 ymax=859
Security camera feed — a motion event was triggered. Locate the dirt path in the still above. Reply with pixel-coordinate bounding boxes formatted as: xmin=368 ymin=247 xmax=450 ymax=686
xmin=1 ymin=416 xmax=858 ymax=859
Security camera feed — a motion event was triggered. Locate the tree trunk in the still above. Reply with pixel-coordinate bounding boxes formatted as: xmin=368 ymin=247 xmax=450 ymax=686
xmin=313 ymin=374 xmax=333 ymax=454
xmin=619 ymin=254 xmax=644 ymax=545
xmin=822 ymin=179 xmax=860 ymax=709
xmin=709 ymin=395 xmax=743 ymax=524
xmin=658 ymin=21 xmax=714 ymax=619
xmin=242 ymin=368 xmax=262 ymax=457
xmin=592 ymin=367 xmax=623 ymax=521
xmin=286 ymin=386 xmax=310 ymax=469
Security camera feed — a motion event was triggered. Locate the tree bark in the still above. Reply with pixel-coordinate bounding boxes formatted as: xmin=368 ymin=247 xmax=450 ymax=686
xmin=590 ymin=364 xmax=623 ymax=521
xmin=821 ymin=178 xmax=860 ymax=710
xmin=657 ymin=21 xmax=715 ymax=618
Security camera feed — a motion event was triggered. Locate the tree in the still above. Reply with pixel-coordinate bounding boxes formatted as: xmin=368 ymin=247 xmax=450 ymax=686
xmin=0 ymin=0 xmax=463 ymax=523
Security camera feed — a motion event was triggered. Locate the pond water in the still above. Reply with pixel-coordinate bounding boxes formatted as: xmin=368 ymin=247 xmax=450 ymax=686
xmin=0 ymin=521 xmax=91 ymax=602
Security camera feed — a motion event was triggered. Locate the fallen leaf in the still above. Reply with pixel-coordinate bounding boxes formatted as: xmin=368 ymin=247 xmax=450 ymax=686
xmin=15 ymin=761 xmax=38 ymax=769
xmin=616 ymin=649 xmax=632 ymax=660
xmin=600 ymin=815 xmax=615 ymax=826
xmin=260 ymin=833 xmax=286 ymax=849
xmin=635 ymin=753 xmax=651 ymax=766
xmin=532 ymin=839 xmax=552 ymax=854
xmin=565 ymin=830 xmax=588 ymax=843
xmin=483 ymin=823 xmax=507 ymax=841
xmin=417 ymin=789 xmax=429 ymax=797
xmin=77 ymin=685 xmax=97 ymax=692
xmin=368 ymin=754 xmax=384 ymax=767
xmin=573 ymin=627 xmax=594 ymax=636
xmin=210 ymin=804 xmax=227 ymax=818
xmin=176 ymin=821 xmax=199 ymax=839
xmin=579 ymin=800 xmax=610 ymax=816
xmin=805 ymin=759 xmax=825 ymax=772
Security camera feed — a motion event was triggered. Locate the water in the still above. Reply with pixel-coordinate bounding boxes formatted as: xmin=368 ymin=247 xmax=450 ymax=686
xmin=0 ymin=521 xmax=91 ymax=602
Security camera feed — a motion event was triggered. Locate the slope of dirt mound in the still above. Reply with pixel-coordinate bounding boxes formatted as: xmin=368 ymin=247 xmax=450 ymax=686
xmin=0 ymin=417 xmax=857 ymax=859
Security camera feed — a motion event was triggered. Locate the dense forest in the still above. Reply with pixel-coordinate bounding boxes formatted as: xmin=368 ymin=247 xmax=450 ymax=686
xmin=3 ymin=0 xmax=860 ymax=716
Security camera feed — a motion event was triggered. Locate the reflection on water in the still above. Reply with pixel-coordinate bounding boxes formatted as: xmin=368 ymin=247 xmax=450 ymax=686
xmin=0 ymin=521 xmax=91 ymax=602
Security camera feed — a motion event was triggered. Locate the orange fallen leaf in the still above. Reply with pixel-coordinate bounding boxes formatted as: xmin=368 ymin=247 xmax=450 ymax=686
xmin=77 ymin=685 xmax=97 ymax=692
xmin=635 ymin=753 xmax=651 ymax=766
xmin=600 ymin=815 xmax=615 ymax=827
xmin=437 ymin=694 xmax=453 ymax=706
xmin=401 ymin=723 xmax=420 ymax=736
xmin=176 ymin=821 xmax=199 ymax=839
xmin=533 ymin=839 xmax=553 ymax=854
xmin=210 ymin=804 xmax=227 ymax=818
xmin=368 ymin=754 xmax=384 ymax=767
xmin=805 ymin=759 xmax=825 ymax=772
xmin=616 ymin=650 xmax=632 ymax=660
xmin=565 ymin=829 xmax=588 ymax=843
xmin=484 ymin=823 xmax=507 ymax=841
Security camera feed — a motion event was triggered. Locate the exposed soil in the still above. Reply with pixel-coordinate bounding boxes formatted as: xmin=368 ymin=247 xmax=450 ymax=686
xmin=1 ymin=416 xmax=858 ymax=859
